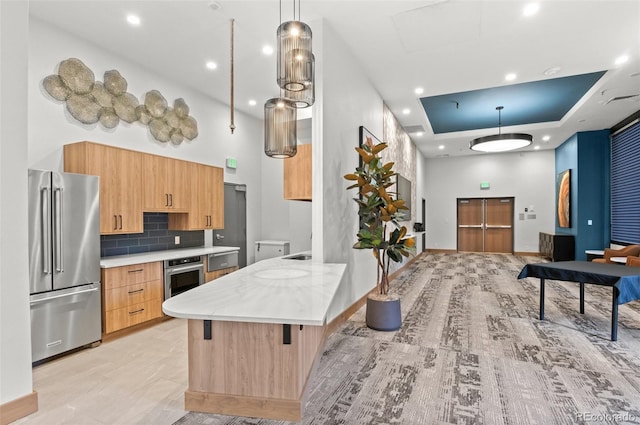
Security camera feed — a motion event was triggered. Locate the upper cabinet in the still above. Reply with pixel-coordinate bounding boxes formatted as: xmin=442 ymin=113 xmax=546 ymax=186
xmin=64 ymin=141 xmax=143 ymax=234
xmin=65 ymin=141 xmax=224 ymax=234
xmin=142 ymin=154 xmax=189 ymax=212
xmin=168 ymin=162 xmax=223 ymax=230
xmin=283 ymin=143 xmax=312 ymax=201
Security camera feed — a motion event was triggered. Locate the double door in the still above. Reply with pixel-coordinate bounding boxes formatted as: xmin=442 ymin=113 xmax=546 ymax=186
xmin=457 ymin=197 xmax=514 ymax=253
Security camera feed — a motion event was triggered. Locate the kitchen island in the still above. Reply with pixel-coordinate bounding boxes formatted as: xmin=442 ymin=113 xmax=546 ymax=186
xmin=162 ymin=254 xmax=346 ymax=421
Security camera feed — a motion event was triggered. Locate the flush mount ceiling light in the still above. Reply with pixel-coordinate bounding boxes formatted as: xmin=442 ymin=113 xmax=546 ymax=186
xmin=277 ymin=0 xmax=313 ymax=92
xmin=469 ymin=106 xmax=533 ymax=153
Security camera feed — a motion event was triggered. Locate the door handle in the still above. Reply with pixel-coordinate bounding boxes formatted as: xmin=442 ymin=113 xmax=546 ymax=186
xmin=41 ymin=188 xmax=51 ymax=275
xmin=118 ymin=215 xmax=123 ymax=230
xmin=54 ymin=187 xmax=64 ymax=272
xmin=169 ymin=194 xmax=173 ymax=206
xmin=114 ymin=215 xmax=118 ymax=230
xmin=165 ymin=194 xmax=169 ymax=206
xmin=30 ymin=287 xmax=99 ymax=304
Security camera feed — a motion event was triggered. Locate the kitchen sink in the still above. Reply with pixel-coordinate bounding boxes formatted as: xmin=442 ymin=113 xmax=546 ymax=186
xmin=283 ymin=254 xmax=312 ymax=260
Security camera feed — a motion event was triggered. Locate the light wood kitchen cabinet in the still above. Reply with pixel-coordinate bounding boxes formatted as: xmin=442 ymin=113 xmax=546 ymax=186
xmin=101 ymin=261 xmax=163 ymax=334
xmin=283 ymin=143 xmax=312 ymax=201
xmin=204 ymin=266 xmax=239 ymax=282
xmin=169 ymin=162 xmax=224 ymax=230
xmin=142 ymin=153 xmax=189 ymax=212
xmin=64 ymin=141 xmax=143 ymax=234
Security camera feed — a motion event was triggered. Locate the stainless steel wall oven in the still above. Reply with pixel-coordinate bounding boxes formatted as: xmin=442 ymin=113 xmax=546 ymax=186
xmin=163 ymin=256 xmax=204 ymax=300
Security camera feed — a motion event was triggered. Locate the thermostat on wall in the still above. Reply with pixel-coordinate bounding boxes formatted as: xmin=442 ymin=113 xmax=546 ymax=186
xmin=226 ymin=157 xmax=237 ymax=169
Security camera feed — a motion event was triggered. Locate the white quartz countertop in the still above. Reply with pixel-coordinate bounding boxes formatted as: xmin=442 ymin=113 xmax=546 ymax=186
xmin=100 ymin=246 xmax=240 ymax=268
xmin=162 ymin=255 xmax=346 ymax=326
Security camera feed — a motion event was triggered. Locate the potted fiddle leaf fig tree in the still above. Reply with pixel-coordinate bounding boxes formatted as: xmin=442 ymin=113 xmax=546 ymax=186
xmin=344 ymin=136 xmax=415 ymax=331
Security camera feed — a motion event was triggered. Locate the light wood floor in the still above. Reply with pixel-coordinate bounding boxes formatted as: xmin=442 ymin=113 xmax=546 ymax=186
xmin=14 ymin=318 xmax=189 ymax=425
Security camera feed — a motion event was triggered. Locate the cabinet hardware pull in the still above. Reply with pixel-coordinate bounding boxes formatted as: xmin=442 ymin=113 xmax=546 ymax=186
xmin=114 ymin=215 xmax=118 ymax=230
xmin=118 ymin=215 xmax=123 ymax=230
xmin=128 ymin=269 xmax=144 ymax=273
xmin=169 ymin=193 xmax=173 ymax=206
xmin=129 ymin=308 xmax=144 ymax=315
xmin=165 ymin=194 xmax=169 ymax=206
xmin=128 ymin=288 xmax=144 ymax=294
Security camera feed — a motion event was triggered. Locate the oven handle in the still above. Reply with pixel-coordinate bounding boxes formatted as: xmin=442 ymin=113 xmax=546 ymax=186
xmin=165 ymin=264 xmax=204 ymax=274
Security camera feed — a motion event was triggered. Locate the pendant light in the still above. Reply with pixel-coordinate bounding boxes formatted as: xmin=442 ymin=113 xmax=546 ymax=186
xmin=285 ymin=54 xmax=315 ymax=108
xmin=264 ymin=97 xmax=297 ymax=158
xmin=277 ymin=0 xmax=313 ymax=92
xmin=469 ymin=106 xmax=533 ymax=153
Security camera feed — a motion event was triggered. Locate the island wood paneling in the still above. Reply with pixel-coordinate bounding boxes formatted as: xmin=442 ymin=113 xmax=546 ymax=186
xmin=185 ymin=319 xmax=325 ymax=420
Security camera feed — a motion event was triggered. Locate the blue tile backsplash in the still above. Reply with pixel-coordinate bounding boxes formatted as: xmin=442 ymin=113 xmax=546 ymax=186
xmin=101 ymin=212 xmax=204 ymax=257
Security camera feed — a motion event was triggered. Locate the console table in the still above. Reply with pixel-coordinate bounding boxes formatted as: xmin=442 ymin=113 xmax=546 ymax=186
xmin=539 ymin=232 xmax=575 ymax=261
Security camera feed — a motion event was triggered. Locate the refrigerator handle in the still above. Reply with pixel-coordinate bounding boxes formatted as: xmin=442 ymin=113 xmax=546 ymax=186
xmin=30 ymin=286 xmax=99 ymax=304
xmin=54 ymin=187 xmax=64 ymax=272
xmin=41 ymin=188 xmax=52 ymax=275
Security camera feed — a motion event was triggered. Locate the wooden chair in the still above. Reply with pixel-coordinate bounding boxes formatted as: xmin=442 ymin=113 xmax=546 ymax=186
xmin=592 ymin=245 xmax=640 ymax=263
xmin=626 ymin=256 xmax=640 ymax=267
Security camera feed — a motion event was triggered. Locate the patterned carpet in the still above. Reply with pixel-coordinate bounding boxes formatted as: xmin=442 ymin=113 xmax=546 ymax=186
xmin=174 ymin=253 xmax=640 ymax=425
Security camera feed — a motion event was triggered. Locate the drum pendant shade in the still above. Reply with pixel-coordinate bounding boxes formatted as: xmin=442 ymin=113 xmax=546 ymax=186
xmin=264 ymin=98 xmax=297 ymax=158
xmin=285 ymin=55 xmax=315 ymax=108
xmin=277 ymin=21 xmax=313 ymax=92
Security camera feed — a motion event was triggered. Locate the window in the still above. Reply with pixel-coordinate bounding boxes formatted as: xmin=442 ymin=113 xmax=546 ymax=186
xmin=611 ymin=121 xmax=640 ymax=244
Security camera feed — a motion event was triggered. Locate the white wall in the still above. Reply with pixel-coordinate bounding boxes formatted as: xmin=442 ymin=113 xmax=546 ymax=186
xmin=415 ymin=148 xmax=429 ymax=253
xmin=424 ymin=150 xmax=556 ymax=253
xmin=1 ymin=0 xmax=34 ymax=406
xmin=314 ymin=19 xmax=384 ymax=322
xmin=259 ymin=147 xmax=312 ymax=255
xmin=28 ymin=18 xmax=265 ymax=263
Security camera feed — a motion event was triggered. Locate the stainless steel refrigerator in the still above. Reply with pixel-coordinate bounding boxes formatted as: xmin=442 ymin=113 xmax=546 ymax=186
xmin=28 ymin=169 xmax=101 ymax=363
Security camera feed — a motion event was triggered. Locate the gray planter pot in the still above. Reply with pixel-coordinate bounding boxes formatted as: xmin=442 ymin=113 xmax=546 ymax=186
xmin=366 ymin=296 xmax=401 ymax=331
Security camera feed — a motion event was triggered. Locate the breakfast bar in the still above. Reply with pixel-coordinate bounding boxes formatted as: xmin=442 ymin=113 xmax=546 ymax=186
xmin=162 ymin=254 xmax=346 ymax=421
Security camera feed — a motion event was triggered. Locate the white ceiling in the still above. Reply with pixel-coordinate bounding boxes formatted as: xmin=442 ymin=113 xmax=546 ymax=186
xmin=29 ymin=0 xmax=640 ymax=158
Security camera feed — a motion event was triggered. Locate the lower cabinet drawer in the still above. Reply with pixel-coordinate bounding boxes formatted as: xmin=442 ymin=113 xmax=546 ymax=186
xmin=104 ymin=280 xmax=163 ymax=311
xmin=104 ymin=299 xmax=162 ymax=333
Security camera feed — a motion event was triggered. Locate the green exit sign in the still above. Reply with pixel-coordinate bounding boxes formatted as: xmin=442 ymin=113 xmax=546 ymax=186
xmin=226 ymin=158 xmax=237 ymax=169
xmin=480 ymin=182 xmax=490 ymax=190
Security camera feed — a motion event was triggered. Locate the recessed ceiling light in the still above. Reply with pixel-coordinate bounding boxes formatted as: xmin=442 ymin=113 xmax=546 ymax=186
xmin=126 ymin=14 xmax=141 ymax=26
xmin=414 ymin=87 xmax=424 ymax=95
xmin=542 ymin=135 xmax=550 ymax=142
xmin=248 ymin=99 xmax=257 ymax=106
xmin=505 ymin=73 xmax=517 ymax=81
xmin=523 ymin=3 xmax=539 ymax=17
xmin=205 ymin=61 xmax=218 ymax=70
xmin=615 ymin=55 xmax=629 ymax=65
xmin=262 ymin=45 xmax=274 ymax=55
xmin=544 ymin=66 xmax=561 ymax=76
xmin=402 ymin=108 xmax=411 ymax=115
xmin=416 ymin=132 xmax=424 ymax=137
xmin=438 ymin=145 xmax=445 ymax=150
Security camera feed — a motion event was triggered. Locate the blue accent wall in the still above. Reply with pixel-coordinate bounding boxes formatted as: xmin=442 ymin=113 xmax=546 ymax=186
xmin=555 ymin=130 xmax=610 ymax=260
xmin=100 ymin=212 xmax=204 ymax=257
